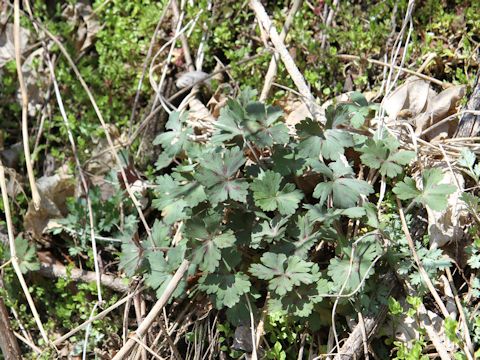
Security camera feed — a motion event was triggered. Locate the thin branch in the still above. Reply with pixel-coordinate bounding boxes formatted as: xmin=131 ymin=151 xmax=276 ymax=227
xmin=37 ymin=261 xmax=129 ymax=293
xmin=14 ymin=0 xmax=40 ymax=210
xmin=396 ymin=198 xmax=450 ymax=318
xmin=112 ymin=260 xmax=190 ymax=360
xmin=0 ymin=164 xmax=49 ymax=344
xmin=53 ymin=287 xmax=146 ymax=346
xmin=249 ymin=0 xmax=322 ymax=121
xmin=260 ymin=0 xmax=303 ymax=101
xmin=337 ymin=54 xmax=445 ymax=87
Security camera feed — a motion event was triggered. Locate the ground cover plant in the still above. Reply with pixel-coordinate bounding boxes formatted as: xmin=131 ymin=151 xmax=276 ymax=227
xmin=1 ymin=0 xmax=480 ymax=359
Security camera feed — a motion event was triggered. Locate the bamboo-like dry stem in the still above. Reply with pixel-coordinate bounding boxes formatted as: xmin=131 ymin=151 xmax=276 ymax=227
xmin=112 ymin=260 xmax=189 ymax=360
xmin=13 ymin=0 xmax=40 ymax=210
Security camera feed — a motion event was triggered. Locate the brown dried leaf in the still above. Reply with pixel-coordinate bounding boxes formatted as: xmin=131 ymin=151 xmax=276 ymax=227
xmin=63 ymin=2 xmax=101 ymax=52
xmin=24 ymin=175 xmax=75 ymax=241
xmin=383 ymin=77 xmax=430 ymax=120
xmin=414 ymin=85 xmax=466 ymax=139
xmin=0 ymin=24 xmax=29 ymax=68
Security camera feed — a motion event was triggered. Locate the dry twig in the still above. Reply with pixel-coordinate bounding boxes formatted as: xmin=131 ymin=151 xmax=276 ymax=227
xmin=260 ymin=0 xmax=303 ymax=101
xmin=112 ymin=260 xmax=190 ymax=359
xmin=0 ymin=164 xmax=49 ymax=345
xmin=13 ymin=0 xmax=40 ymax=210
xmin=249 ymin=0 xmax=321 ymax=121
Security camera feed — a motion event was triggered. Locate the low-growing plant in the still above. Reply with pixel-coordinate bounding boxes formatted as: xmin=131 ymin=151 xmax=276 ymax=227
xmin=114 ymin=88 xmax=454 ymax=334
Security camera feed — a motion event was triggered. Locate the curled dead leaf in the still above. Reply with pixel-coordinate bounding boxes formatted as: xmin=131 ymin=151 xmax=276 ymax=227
xmin=383 ymin=77 xmax=430 ymax=120
xmin=62 ymin=2 xmax=101 ymax=52
xmin=23 ymin=174 xmax=75 ymax=243
xmin=414 ymin=85 xmax=465 ymax=140
xmin=0 ymin=24 xmax=29 ymax=68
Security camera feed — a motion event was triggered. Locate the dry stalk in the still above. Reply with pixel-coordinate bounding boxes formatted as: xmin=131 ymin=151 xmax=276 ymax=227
xmin=396 ymin=198 xmax=450 ymax=318
xmin=0 ymin=164 xmax=49 ymax=344
xmin=337 ymin=54 xmax=445 ymax=87
xmin=249 ymin=0 xmax=322 ymax=121
xmin=13 ymin=0 xmax=41 ymax=210
xmin=130 ymin=336 xmax=164 ymax=360
xmin=45 ymin=54 xmax=103 ymax=302
xmin=53 ymin=287 xmax=146 ymax=346
xmin=445 ymin=267 xmax=474 ymax=358
xmin=128 ymin=0 xmax=172 ymax=135
xmin=260 ymin=0 xmax=303 ymax=101
xmin=320 ymin=0 xmax=339 ymax=49
xmin=13 ymin=331 xmax=41 ymax=355
xmin=111 ymin=260 xmax=190 ymax=360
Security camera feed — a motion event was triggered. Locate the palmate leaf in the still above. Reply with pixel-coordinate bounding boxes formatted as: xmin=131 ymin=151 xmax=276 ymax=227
xmin=293 ymin=215 xmax=321 ymax=259
xmin=151 ymin=219 xmax=171 ymax=248
xmin=458 ymin=148 xmax=480 ymax=182
xmin=305 ymin=204 xmax=366 ymax=225
xmin=153 ymin=112 xmax=193 ymax=167
xmin=186 ymin=213 xmax=237 ymax=272
xmin=244 ymin=102 xmax=289 ymax=146
xmin=327 ymin=235 xmax=381 ymax=292
xmin=250 ymin=170 xmax=303 ymax=215
xmin=270 ymin=144 xmax=305 ymax=176
xmin=249 ymin=253 xmax=320 ymax=296
xmin=311 ymin=160 xmax=374 ymax=208
xmin=152 ymin=174 xmax=206 ymax=224
xmin=119 ymin=220 xmax=142 ymax=277
xmin=296 ymin=119 xmax=353 ymax=160
xmin=119 ymin=241 xmax=143 ymax=277
xmin=393 ymin=168 xmax=456 ymax=211
xmin=199 ymin=271 xmax=251 ymax=309
xmin=145 ymin=244 xmax=186 ymax=299
xmin=410 ymin=247 xmax=451 ymax=286
xmin=251 ymin=215 xmax=290 ymax=249
xmin=13 ymin=236 xmax=40 ymax=274
xmin=195 ymin=147 xmax=248 ymax=205
xmin=268 ymin=278 xmax=330 ymax=318
xmin=359 ymin=138 xmax=415 ymax=178
xmin=212 ymin=93 xmax=289 ymax=147
xmin=211 ymin=100 xmax=245 ymax=143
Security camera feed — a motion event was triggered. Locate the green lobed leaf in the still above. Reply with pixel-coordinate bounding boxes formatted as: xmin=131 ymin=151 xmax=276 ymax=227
xmin=250 ymin=170 xmax=303 ymax=215
xmin=186 ymin=214 xmax=237 ymax=273
xmin=393 ymin=168 xmax=456 ymax=211
xmin=199 ymin=271 xmax=251 ymax=308
xmin=268 ymin=278 xmax=330 ymax=318
xmin=153 ymin=111 xmax=193 ymax=158
xmin=327 ymin=235 xmax=381 ymax=292
xmin=296 ymin=119 xmax=353 ymax=160
xmin=359 ymin=138 xmax=415 ymax=178
xmin=249 ymin=253 xmax=319 ymax=295
xmin=195 ymin=147 xmax=248 ymax=205
xmin=14 ymin=236 xmax=40 ymax=274
xmin=312 ymin=160 xmax=374 ymax=208
xmin=145 ymin=244 xmax=186 ymax=299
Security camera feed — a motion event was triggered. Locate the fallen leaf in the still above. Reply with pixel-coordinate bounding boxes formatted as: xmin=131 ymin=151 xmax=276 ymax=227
xmin=383 ymin=77 xmax=430 ymax=120
xmin=414 ymin=85 xmax=466 ymax=139
xmin=24 ymin=174 xmax=75 ymax=242
xmin=0 ymin=24 xmax=30 ymax=68
xmin=63 ymin=2 xmax=101 ymax=52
